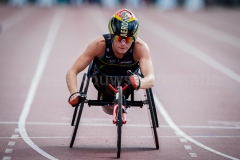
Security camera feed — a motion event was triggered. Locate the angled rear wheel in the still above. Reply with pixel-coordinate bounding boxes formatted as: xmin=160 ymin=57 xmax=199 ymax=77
xmin=146 ymin=89 xmax=159 ymax=149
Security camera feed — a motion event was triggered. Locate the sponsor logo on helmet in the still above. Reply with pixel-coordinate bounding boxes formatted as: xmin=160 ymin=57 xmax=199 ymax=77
xmin=120 ymin=11 xmax=128 ymax=37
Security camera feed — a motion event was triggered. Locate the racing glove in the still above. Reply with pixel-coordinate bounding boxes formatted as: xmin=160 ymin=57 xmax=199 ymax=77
xmin=68 ymin=92 xmax=86 ymax=107
xmin=127 ymin=70 xmax=141 ymax=90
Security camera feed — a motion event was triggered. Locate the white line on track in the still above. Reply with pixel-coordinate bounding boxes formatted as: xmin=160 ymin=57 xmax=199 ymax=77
xmin=2 ymin=121 xmax=240 ymax=129
xmin=8 ymin=142 xmax=16 ymax=146
xmin=2 ymin=156 xmax=11 ymax=160
xmin=17 ymin=8 xmax=65 ymax=160
xmin=189 ymin=153 xmax=198 ymax=157
xmin=166 ymin=14 xmax=240 ymax=49
xmin=1 ymin=135 xmax=240 ymax=139
xmin=154 ymin=95 xmax=239 ymax=160
xmin=0 ymin=7 xmax=33 ymax=33
xmin=5 ymin=149 xmax=13 ymax=153
xmin=139 ymin=14 xmax=240 ymax=84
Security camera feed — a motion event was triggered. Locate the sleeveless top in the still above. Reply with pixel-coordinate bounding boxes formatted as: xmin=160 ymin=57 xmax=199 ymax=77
xmin=95 ymin=34 xmax=139 ymax=76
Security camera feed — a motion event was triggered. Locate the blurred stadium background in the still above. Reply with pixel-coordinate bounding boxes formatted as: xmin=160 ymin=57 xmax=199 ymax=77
xmin=0 ymin=0 xmax=239 ymax=9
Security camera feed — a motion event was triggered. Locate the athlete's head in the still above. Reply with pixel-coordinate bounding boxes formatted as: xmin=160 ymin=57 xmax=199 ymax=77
xmin=108 ymin=9 xmax=139 ymax=38
xmin=108 ymin=9 xmax=139 ymax=57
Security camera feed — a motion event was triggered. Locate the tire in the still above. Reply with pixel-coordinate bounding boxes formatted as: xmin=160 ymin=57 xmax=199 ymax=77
xmin=117 ymin=86 xmax=123 ymax=158
xmin=146 ymin=89 xmax=159 ymax=149
xmin=69 ymin=102 xmax=84 ymax=148
xmin=149 ymin=88 xmax=159 ymax=128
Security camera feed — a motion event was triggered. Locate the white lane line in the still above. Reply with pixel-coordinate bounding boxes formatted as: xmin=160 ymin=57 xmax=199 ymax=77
xmin=184 ymin=145 xmax=192 ymax=150
xmin=18 ymin=8 xmax=65 ymax=160
xmin=5 ymin=149 xmax=13 ymax=153
xmin=0 ymin=7 xmax=33 ymax=33
xmin=2 ymin=157 xmax=11 ymax=160
xmin=1 ymin=135 xmax=240 ymax=139
xmin=208 ymin=121 xmax=240 ymax=126
xmin=180 ymin=138 xmax=188 ymax=143
xmin=154 ymin=95 xmax=239 ymax=160
xmin=11 ymin=135 xmax=19 ymax=139
xmin=2 ymin=121 xmax=240 ymax=129
xmin=189 ymin=153 xmax=198 ymax=158
xmin=166 ymin=14 xmax=240 ymax=49
xmin=8 ymin=141 xmax=16 ymax=146
xmin=61 ymin=117 xmax=71 ymax=120
xmin=139 ymin=14 xmax=240 ymax=84
xmin=14 ymin=128 xmax=19 ymax=132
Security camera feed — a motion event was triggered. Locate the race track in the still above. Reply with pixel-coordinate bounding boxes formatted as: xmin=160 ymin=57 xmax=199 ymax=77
xmin=0 ymin=4 xmax=240 ymax=160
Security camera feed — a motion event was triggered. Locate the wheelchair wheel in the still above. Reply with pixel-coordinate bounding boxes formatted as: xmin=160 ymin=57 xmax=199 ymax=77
xmin=69 ymin=102 xmax=84 ymax=148
xmin=149 ymin=88 xmax=159 ymax=128
xmin=146 ymin=89 xmax=159 ymax=149
xmin=117 ymin=86 xmax=123 ymax=158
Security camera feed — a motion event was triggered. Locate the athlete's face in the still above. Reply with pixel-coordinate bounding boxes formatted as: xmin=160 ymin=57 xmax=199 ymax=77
xmin=112 ymin=35 xmax=133 ymax=58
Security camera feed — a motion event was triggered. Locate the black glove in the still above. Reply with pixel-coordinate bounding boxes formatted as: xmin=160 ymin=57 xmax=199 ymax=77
xmin=68 ymin=92 xmax=86 ymax=107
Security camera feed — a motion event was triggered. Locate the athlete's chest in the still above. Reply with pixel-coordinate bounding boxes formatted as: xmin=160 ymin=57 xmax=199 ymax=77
xmin=103 ymin=47 xmax=134 ymax=65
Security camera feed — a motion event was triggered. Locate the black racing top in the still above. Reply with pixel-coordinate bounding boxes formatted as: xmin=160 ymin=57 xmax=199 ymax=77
xmin=95 ymin=34 xmax=139 ymax=76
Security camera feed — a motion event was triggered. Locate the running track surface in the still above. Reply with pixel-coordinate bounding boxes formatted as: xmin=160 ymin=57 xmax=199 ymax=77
xmin=0 ymin=4 xmax=240 ymax=160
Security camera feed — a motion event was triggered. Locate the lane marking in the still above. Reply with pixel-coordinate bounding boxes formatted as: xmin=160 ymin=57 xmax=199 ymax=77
xmin=14 ymin=128 xmax=19 ymax=132
xmin=165 ymin=14 xmax=240 ymax=49
xmin=0 ymin=7 xmax=33 ymax=34
xmin=208 ymin=121 xmax=240 ymax=126
xmin=5 ymin=149 xmax=13 ymax=153
xmin=189 ymin=153 xmax=198 ymax=158
xmin=1 ymin=121 xmax=240 ymax=129
xmin=11 ymin=135 xmax=19 ymax=139
xmin=184 ymin=145 xmax=192 ymax=150
xmin=17 ymin=8 xmax=65 ymax=160
xmin=8 ymin=142 xmax=16 ymax=146
xmin=1 ymin=135 xmax=240 ymax=139
xmin=2 ymin=157 xmax=11 ymax=160
xmin=153 ymin=95 xmax=239 ymax=160
xmin=180 ymin=138 xmax=188 ymax=143
xmin=61 ymin=117 xmax=71 ymax=120
xmin=139 ymin=13 xmax=240 ymax=83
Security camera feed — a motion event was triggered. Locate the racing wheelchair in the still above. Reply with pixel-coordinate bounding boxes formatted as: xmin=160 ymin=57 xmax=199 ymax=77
xmin=69 ymin=58 xmax=159 ymax=158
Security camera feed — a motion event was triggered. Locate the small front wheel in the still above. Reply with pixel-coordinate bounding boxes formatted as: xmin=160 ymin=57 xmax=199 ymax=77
xmin=70 ymin=102 xmax=84 ymax=148
xmin=117 ymin=86 xmax=123 ymax=158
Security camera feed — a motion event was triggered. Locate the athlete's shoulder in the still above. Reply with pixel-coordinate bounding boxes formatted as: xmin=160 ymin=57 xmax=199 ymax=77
xmin=92 ymin=36 xmax=106 ymax=46
xmin=86 ymin=36 xmax=106 ymax=57
xmin=134 ymin=37 xmax=149 ymax=50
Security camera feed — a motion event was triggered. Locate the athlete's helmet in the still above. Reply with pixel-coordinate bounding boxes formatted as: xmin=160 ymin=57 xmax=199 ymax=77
xmin=108 ymin=9 xmax=139 ymax=37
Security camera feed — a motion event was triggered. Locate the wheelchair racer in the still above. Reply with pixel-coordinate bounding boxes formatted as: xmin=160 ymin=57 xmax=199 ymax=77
xmin=66 ymin=9 xmax=155 ymax=107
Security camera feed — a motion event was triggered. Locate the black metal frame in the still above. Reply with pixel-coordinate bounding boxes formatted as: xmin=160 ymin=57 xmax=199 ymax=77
xmin=69 ymin=59 xmax=159 ymax=158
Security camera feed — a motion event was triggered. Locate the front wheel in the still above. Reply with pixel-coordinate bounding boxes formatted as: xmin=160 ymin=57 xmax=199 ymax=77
xmin=117 ymin=86 xmax=123 ymax=158
xmin=70 ymin=102 xmax=84 ymax=148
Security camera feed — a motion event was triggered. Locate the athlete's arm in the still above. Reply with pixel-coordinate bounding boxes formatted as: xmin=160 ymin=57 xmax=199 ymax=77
xmin=133 ymin=38 xmax=155 ymax=89
xmin=66 ymin=36 xmax=105 ymax=95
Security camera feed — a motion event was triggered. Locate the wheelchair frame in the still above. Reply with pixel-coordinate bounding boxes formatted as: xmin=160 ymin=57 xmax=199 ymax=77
xmin=69 ymin=59 xmax=159 ymax=158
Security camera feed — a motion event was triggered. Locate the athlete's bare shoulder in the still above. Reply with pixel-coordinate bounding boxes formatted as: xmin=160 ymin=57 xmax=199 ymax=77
xmin=86 ymin=36 xmax=106 ymax=57
xmin=133 ymin=37 xmax=150 ymax=61
xmin=134 ymin=37 xmax=148 ymax=48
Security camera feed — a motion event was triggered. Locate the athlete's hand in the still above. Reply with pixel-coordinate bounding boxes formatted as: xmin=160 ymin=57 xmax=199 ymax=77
xmin=68 ymin=92 xmax=86 ymax=107
xmin=127 ymin=70 xmax=141 ymax=90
